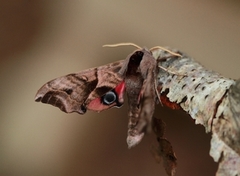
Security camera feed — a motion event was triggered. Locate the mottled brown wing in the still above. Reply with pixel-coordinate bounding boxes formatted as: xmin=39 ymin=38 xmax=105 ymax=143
xmin=119 ymin=49 xmax=157 ymax=148
xmin=35 ymin=60 xmax=125 ymax=114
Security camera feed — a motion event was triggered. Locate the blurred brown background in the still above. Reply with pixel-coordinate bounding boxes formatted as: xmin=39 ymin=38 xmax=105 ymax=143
xmin=1 ymin=1 xmax=240 ymax=176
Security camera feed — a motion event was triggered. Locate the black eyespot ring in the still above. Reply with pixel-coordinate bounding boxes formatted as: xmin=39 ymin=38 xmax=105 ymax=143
xmin=102 ymin=91 xmax=117 ymax=105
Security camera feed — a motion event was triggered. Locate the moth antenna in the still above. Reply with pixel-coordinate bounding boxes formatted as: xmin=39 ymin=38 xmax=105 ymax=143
xmin=103 ymin=43 xmax=142 ymax=50
xmin=150 ymin=46 xmax=182 ymax=57
xmin=158 ymin=65 xmax=187 ymax=76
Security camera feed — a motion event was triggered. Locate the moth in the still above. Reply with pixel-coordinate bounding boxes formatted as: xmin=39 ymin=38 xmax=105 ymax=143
xmin=35 ymin=43 xmax=181 ymax=148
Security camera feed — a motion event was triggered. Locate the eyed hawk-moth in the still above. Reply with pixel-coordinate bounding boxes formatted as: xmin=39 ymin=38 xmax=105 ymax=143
xmin=35 ymin=44 xmax=180 ymax=148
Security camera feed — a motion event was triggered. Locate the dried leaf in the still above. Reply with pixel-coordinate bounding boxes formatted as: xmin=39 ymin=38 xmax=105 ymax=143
xmin=152 ymin=117 xmax=177 ymax=176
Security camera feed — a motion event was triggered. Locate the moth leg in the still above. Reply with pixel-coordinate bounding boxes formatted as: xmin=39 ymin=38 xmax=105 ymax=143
xmin=155 ymin=77 xmax=163 ymax=106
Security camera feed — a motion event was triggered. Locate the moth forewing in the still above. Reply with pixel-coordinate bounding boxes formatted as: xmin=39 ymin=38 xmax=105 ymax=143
xmin=124 ymin=49 xmax=158 ymax=147
xmin=35 ymin=60 xmax=126 ymax=114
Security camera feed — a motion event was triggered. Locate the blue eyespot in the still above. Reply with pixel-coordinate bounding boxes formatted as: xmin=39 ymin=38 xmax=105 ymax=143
xmin=102 ymin=91 xmax=117 ymax=105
